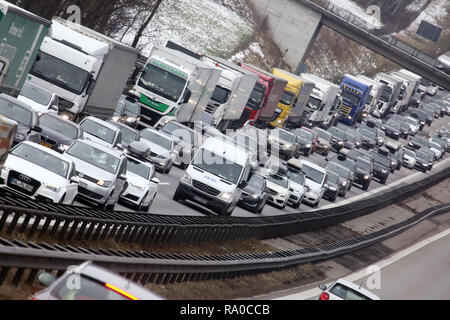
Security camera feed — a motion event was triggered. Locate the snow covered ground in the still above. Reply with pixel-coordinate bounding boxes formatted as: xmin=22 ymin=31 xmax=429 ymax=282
xmin=326 ymin=0 xmax=384 ymax=29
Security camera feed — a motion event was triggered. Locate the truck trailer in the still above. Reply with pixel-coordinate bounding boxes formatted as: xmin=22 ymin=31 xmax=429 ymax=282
xmin=284 ymin=75 xmax=315 ymax=130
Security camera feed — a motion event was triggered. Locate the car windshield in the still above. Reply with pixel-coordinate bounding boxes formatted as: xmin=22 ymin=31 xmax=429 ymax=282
xmin=301 ymin=164 xmax=325 ymax=185
xmin=357 ymin=159 xmax=371 ymax=171
xmin=211 ymin=85 xmax=231 ymax=104
xmin=248 ymin=175 xmax=265 ymax=189
xmin=140 ymin=130 xmax=173 ymax=150
xmin=120 ymin=100 xmax=140 ymax=115
xmin=111 ymin=124 xmax=136 ymax=146
xmin=266 ymin=173 xmax=288 ymax=188
xmin=287 ymin=170 xmax=305 ymax=185
xmin=30 ymin=51 xmax=90 ymax=95
xmin=273 ymin=129 xmax=296 ymax=143
xmin=326 ymin=163 xmax=349 ymax=178
xmin=294 ymin=129 xmax=313 ymax=141
xmin=416 ymin=150 xmax=432 ymax=161
xmin=161 ymin=122 xmax=194 ymax=145
xmin=328 ymin=127 xmax=346 ymax=139
xmin=412 ymin=136 xmax=429 ymax=147
xmin=360 ymin=130 xmax=376 ymax=140
xmin=67 ymin=142 xmax=120 ymax=174
xmin=372 ymin=153 xmax=391 ymax=166
xmin=192 ymin=148 xmax=243 ymax=184
xmin=327 ymin=172 xmax=340 ymax=184
xmin=0 ymin=97 xmax=33 ymax=127
xmin=20 ymin=82 xmax=52 ymax=106
xmin=40 ymin=114 xmax=79 ymax=139
xmin=316 ymin=130 xmax=331 ymax=141
xmin=127 ymin=158 xmax=150 ymax=179
xmin=139 ymin=61 xmax=187 ymax=102
xmin=329 ymin=283 xmax=371 ymax=300
xmin=11 ymin=143 xmax=70 ymax=178
xmin=247 ymin=85 xmax=265 ymax=108
xmin=331 ymin=157 xmax=354 ymax=173
xmin=80 ymin=119 xmax=116 ymax=144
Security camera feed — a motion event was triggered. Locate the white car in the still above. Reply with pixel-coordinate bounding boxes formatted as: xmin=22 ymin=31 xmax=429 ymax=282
xmin=318 ymin=278 xmax=380 ymax=300
xmin=286 ymin=169 xmax=305 ymax=209
xmin=403 ymin=116 xmax=420 ymax=135
xmin=428 ymin=141 xmax=443 ymax=160
xmin=121 ymin=154 xmax=159 ymax=212
xmin=17 ymin=81 xmax=59 ymax=115
xmin=261 ymin=169 xmax=291 ymax=210
xmin=0 ymin=141 xmax=78 ymax=204
xmin=402 ymin=148 xmax=417 ymax=169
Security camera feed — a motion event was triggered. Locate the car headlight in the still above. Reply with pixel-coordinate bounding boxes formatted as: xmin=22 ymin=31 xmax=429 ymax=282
xmin=276 ymin=120 xmax=282 ymax=124
xmin=43 ymin=183 xmax=61 ymax=193
xmin=279 ymin=193 xmax=287 ymax=198
xmin=58 ymin=144 xmax=70 ymax=152
xmin=219 ymin=192 xmax=233 ymax=201
xmin=126 ymin=117 xmax=137 ymax=123
xmin=112 ymin=116 xmax=120 ymax=122
xmin=381 ymin=126 xmax=386 ymax=130
xmin=347 ymin=116 xmax=352 ymax=120
xmin=381 ymin=169 xmax=387 ymax=173
xmin=284 ymin=144 xmax=292 ymax=149
xmin=15 ymin=133 xmax=25 ymax=141
xmin=306 ymin=144 xmax=312 ymax=148
xmin=180 ymin=173 xmax=192 ymax=185
xmin=391 ymin=161 xmax=395 ymax=166
xmin=338 ymin=141 xmax=344 ymax=145
xmin=130 ymin=182 xmax=145 ymax=191
xmin=329 ymin=186 xmax=337 ymax=191
xmin=97 ymin=180 xmax=113 ymax=188
xmin=251 ymin=193 xmax=259 ymax=199
xmin=363 ymin=175 xmax=370 ymax=180
xmin=340 ymin=180 xmax=347 ymax=186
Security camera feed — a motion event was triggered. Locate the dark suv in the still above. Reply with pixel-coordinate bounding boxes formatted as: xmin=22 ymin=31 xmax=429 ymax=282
xmin=369 ymin=150 xmax=391 ymax=184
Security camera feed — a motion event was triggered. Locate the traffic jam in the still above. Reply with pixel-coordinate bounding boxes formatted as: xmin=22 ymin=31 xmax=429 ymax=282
xmin=0 ymin=3 xmax=449 ymax=220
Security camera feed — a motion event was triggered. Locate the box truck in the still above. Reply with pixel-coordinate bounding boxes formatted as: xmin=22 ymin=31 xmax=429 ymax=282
xmin=0 ymin=1 xmax=50 ymax=96
xmin=373 ymin=73 xmax=402 ymax=118
xmin=28 ymin=17 xmax=140 ymax=122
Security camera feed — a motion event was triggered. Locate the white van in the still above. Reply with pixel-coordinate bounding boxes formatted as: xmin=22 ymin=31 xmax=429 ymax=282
xmin=173 ymin=137 xmax=251 ymax=216
xmin=289 ymin=159 xmax=327 ymax=208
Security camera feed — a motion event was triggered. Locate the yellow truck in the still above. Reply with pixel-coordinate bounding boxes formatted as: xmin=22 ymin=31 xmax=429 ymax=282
xmin=268 ymin=68 xmax=307 ymax=128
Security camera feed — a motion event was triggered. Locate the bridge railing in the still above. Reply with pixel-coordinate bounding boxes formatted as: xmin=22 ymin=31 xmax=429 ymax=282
xmin=309 ymin=0 xmax=443 ymax=69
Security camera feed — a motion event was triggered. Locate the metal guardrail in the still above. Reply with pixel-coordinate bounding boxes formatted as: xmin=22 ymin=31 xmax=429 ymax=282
xmin=0 ymin=163 xmax=449 ymax=246
xmin=0 ymin=202 xmax=448 ymax=288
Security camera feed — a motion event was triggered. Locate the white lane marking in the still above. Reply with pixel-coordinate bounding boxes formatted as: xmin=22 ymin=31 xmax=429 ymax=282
xmin=159 ymin=182 xmax=171 ymax=186
xmin=276 ymin=228 xmax=450 ymax=300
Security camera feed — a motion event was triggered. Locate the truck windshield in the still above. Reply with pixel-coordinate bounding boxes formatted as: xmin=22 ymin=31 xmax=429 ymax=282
xmin=211 ymin=86 xmax=231 ymax=104
xmin=139 ymin=63 xmax=186 ymax=102
xmin=30 ymin=51 xmax=90 ymax=95
xmin=379 ymin=86 xmax=392 ymax=102
xmin=247 ymin=87 xmax=265 ymax=109
xmin=301 ymin=164 xmax=324 ymax=185
xmin=341 ymin=91 xmax=361 ymax=106
xmin=192 ymin=148 xmax=243 ymax=184
xmin=20 ymin=82 xmax=52 ymax=106
xmin=0 ymin=98 xmax=32 ymax=127
xmin=279 ymin=91 xmax=295 ymax=106
xmin=307 ymin=96 xmax=321 ymax=110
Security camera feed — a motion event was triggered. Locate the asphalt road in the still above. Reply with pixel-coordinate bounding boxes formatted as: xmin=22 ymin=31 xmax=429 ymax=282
xmin=74 ymin=90 xmax=450 ymax=217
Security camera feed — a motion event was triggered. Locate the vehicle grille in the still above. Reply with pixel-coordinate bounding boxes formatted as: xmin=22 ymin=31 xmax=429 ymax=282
xmin=78 ymin=187 xmax=104 ymax=200
xmin=76 ymin=172 xmax=99 ymax=184
xmin=192 ymin=180 xmax=221 ymax=197
xmin=268 ymin=188 xmax=278 ymax=196
xmin=124 ymin=194 xmax=140 ymax=202
xmin=7 ymin=171 xmax=41 ymax=196
xmin=205 ymin=102 xmax=219 ymax=115
xmin=58 ymin=97 xmax=75 ymax=111
xmin=271 ymin=109 xmax=282 ymax=122
xmin=340 ymin=104 xmax=352 ymax=115
xmin=139 ymin=104 xmax=163 ymax=127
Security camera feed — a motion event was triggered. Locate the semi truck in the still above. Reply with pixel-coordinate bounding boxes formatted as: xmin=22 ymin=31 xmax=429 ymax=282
xmin=236 ymin=63 xmax=287 ymax=129
xmin=395 ymin=69 xmax=422 ymax=107
xmin=200 ymin=55 xmax=258 ymax=131
xmin=284 ymin=76 xmax=315 ymax=130
xmin=130 ymin=46 xmax=221 ymax=128
xmin=355 ymin=75 xmax=386 ymax=121
xmin=268 ymin=68 xmax=310 ymax=129
xmin=373 ymin=73 xmax=402 ymax=118
xmin=0 ymin=1 xmax=50 ymax=96
xmin=390 ymin=70 xmax=419 ymax=112
xmin=339 ymin=74 xmax=373 ymax=125
xmin=28 ymin=17 xmax=140 ymax=122
xmin=299 ymin=73 xmax=341 ymax=128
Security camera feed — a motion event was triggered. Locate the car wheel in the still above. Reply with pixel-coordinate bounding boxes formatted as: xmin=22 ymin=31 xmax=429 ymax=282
xmin=380 ymin=176 xmax=387 ymax=185
xmin=293 ymin=200 xmax=301 ymax=209
xmin=331 ymin=194 xmax=337 ymax=202
xmin=143 ymin=194 xmax=156 ymax=212
xmin=58 ymin=193 xmax=66 ymax=205
xmin=363 ymin=183 xmax=369 ymax=191
xmin=172 ymin=186 xmax=183 ymax=202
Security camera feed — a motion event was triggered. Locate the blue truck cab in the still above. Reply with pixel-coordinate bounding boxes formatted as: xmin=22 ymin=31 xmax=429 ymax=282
xmin=339 ymin=74 xmax=372 ymax=125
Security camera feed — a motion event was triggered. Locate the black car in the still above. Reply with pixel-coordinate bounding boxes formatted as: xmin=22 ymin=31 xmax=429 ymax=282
xmin=344 ymin=130 xmax=361 ymax=150
xmin=377 ymin=147 xmax=397 ymax=173
xmin=0 ymin=93 xmax=42 ymax=146
xmin=358 ymin=129 xmax=377 ymax=150
xmin=327 ymin=153 xmax=357 ymax=185
xmin=369 ymin=150 xmax=391 ymax=184
xmin=112 ymin=95 xmax=141 ymax=129
xmin=381 ymin=121 xmax=401 ymax=140
xmin=348 ymin=148 xmax=374 ymax=166
xmin=385 ymin=144 xmax=404 ymax=171
xmin=418 ymin=147 xmax=435 ymax=170
xmin=108 ymin=120 xmax=140 ymax=149
xmin=353 ymin=157 xmax=373 ymax=190
xmin=415 ymin=149 xmax=432 ymax=172
xmin=327 ymin=126 xmax=347 ymax=152
xmin=312 ymin=127 xmax=332 ymax=156
xmin=293 ymin=128 xmax=315 ymax=156
xmin=417 ymin=108 xmax=434 ymax=125
xmin=323 ymin=171 xmax=341 ymax=202
xmin=38 ymin=113 xmax=83 ymax=153
xmin=422 ymin=105 xmax=440 ymax=119
xmin=238 ymin=174 xmax=269 ymax=214
xmin=325 ymin=162 xmax=352 ymax=197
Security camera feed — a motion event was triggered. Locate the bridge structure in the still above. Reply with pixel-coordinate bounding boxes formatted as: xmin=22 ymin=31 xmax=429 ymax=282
xmin=248 ymin=0 xmax=450 ymax=89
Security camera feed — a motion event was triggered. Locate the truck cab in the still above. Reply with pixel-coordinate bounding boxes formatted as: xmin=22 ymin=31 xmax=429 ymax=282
xmin=339 ymin=74 xmax=372 ymax=125
xmin=373 ymin=73 xmax=402 ymax=118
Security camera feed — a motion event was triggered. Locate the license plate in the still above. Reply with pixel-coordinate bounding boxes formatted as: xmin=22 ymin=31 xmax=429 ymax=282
xmin=10 ymin=178 xmax=33 ymax=192
xmin=40 ymin=142 xmax=51 ymax=149
xmin=193 ymin=195 xmax=208 ymax=205
xmin=79 ymin=181 xmax=88 ymax=188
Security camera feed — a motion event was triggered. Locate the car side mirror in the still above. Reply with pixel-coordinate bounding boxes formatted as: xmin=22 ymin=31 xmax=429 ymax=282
xmin=33 ymin=125 xmax=42 ymax=133
xmin=119 ymin=174 xmax=127 ymax=180
xmin=182 ymin=89 xmax=191 ymax=104
xmin=325 ymin=158 xmax=329 ymax=162
xmin=238 ymin=180 xmax=248 ymax=189
xmin=70 ymin=176 xmax=80 ymax=184
xmin=150 ymin=177 xmax=160 ymax=184
xmin=319 ymin=284 xmax=327 ymax=291
xmin=38 ymin=272 xmax=57 ymax=287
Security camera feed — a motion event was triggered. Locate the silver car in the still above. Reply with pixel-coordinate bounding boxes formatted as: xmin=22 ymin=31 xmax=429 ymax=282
xmin=139 ymin=128 xmax=176 ymax=174
xmin=79 ymin=116 xmax=122 ymax=148
xmin=64 ymin=139 xmax=127 ymax=210
xmin=31 ymin=261 xmax=163 ymax=300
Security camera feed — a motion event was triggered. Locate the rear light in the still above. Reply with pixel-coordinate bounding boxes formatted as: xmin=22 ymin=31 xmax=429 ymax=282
xmin=319 ymin=292 xmax=330 ymax=300
xmin=105 ymin=283 xmax=139 ymax=300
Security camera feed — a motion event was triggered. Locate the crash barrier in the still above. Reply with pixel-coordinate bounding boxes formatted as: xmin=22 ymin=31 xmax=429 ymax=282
xmin=0 ymin=202 xmax=448 ymax=288
xmin=0 ymin=163 xmax=449 ymax=245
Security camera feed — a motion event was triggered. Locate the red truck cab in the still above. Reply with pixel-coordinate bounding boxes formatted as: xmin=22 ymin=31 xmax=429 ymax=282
xmin=237 ymin=63 xmax=287 ymax=128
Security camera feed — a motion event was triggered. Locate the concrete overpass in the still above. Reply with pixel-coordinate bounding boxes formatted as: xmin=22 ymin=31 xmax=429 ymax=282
xmin=248 ymin=0 xmax=450 ymax=90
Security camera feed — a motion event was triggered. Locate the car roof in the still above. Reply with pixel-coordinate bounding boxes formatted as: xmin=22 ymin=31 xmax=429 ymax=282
xmin=71 ymin=261 xmax=163 ymax=300
xmin=23 ymin=80 xmax=55 ymax=95
xmin=201 ymin=137 xmax=250 ymax=166
xmin=82 ymin=116 xmax=121 ymax=132
xmin=0 ymin=93 xmax=37 ymax=113
xmin=74 ymin=138 xmax=125 ymax=158
xmin=301 ymin=159 xmax=326 ymax=172
xmin=19 ymin=141 xmax=75 ymax=163
xmin=332 ymin=278 xmax=381 ymax=300
xmin=326 ymin=162 xmax=350 ymax=173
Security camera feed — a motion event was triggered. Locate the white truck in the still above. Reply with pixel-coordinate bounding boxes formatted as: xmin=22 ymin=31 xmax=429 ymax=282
xmin=356 ymin=75 xmax=386 ymax=119
xmin=200 ymin=55 xmax=258 ymax=131
xmin=372 ymin=73 xmax=402 ymax=118
xmin=28 ymin=17 xmax=140 ymax=122
xmin=299 ymin=73 xmax=340 ymax=129
xmin=387 ymin=73 xmax=410 ymax=114
xmin=130 ymin=46 xmax=221 ymax=129
xmin=390 ymin=70 xmax=419 ymax=111
xmin=396 ymin=69 xmax=424 ymax=106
